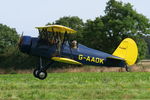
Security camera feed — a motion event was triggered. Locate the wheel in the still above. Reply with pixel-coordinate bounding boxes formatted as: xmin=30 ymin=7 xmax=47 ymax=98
xmin=37 ymin=71 xmax=47 ymax=80
xmin=33 ymin=69 xmax=39 ymax=78
xmin=125 ymin=65 xmax=131 ymax=72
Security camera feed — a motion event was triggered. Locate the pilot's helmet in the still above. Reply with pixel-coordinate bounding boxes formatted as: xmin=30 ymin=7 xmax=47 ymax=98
xmin=72 ymin=40 xmax=77 ymax=49
xmin=72 ymin=40 xmax=77 ymax=44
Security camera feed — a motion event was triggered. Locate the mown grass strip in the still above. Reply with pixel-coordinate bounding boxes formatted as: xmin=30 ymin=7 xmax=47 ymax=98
xmin=0 ymin=72 xmax=150 ymax=99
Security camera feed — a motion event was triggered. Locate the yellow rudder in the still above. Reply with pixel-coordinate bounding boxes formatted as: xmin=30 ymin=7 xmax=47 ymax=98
xmin=112 ymin=38 xmax=138 ymax=65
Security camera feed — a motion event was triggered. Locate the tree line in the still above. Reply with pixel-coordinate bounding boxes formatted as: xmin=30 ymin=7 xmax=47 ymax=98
xmin=0 ymin=0 xmax=150 ymax=69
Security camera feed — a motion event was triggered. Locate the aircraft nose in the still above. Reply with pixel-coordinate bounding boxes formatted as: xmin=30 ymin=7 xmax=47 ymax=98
xmin=18 ymin=36 xmax=32 ymax=54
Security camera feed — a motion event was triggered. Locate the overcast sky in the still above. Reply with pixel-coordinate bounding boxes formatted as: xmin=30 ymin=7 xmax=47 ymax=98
xmin=0 ymin=0 xmax=150 ymax=36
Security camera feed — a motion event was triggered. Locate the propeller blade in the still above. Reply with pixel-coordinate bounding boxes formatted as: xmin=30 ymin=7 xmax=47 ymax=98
xmin=18 ymin=32 xmax=24 ymax=46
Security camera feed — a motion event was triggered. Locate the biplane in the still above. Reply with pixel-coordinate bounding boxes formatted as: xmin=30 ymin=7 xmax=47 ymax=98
xmin=18 ymin=25 xmax=138 ymax=80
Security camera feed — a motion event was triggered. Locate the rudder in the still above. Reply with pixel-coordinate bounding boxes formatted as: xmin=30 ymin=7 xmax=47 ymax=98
xmin=112 ymin=38 xmax=138 ymax=65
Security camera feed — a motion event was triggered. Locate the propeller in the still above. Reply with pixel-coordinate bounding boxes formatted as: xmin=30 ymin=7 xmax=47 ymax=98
xmin=18 ymin=32 xmax=24 ymax=48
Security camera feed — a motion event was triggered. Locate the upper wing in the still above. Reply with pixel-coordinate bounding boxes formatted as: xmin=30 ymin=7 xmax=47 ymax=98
xmin=36 ymin=25 xmax=76 ymax=34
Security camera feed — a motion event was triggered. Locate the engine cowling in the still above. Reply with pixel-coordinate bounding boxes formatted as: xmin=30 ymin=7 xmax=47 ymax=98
xmin=18 ymin=36 xmax=32 ymax=54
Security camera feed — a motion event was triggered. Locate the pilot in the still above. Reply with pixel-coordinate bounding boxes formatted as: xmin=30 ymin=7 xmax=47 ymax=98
xmin=71 ymin=40 xmax=78 ymax=49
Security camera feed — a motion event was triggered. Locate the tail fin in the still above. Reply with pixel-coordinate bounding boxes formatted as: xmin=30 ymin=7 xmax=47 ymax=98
xmin=113 ymin=38 xmax=138 ymax=65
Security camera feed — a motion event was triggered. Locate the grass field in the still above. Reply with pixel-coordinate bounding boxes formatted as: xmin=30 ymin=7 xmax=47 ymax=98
xmin=1 ymin=72 xmax=150 ymax=99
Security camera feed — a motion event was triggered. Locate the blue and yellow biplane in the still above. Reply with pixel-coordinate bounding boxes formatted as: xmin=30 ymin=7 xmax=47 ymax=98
xmin=19 ymin=25 xmax=138 ymax=80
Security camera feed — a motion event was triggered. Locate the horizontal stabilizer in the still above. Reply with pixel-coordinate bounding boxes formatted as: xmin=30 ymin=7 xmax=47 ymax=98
xmin=107 ymin=56 xmax=124 ymax=61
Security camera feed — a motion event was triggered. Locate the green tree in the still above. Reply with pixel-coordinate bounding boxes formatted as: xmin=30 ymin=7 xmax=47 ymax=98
xmin=52 ymin=16 xmax=84 ymax=30
xmin=81 ymin=18 xmax=106 ymax=50
xmin=0 ymin=24 xmax=19 ymax=54
xmin=135 ymin=37 xmax=148 ymax=60
xmin=143 ymin=36 xmax=150 ymax=58
xmin=47 ymin=16 xmax=84 ymax=42
xmin=0 ymin=24 xmax=37 ymax=69
xmin=83 ymin=0 xmax=150 ymax=60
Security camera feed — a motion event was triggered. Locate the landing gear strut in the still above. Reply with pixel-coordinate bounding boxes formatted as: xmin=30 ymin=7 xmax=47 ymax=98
xmin=33 ymin=57 xmax=54 ymax=80
xmin=125 ymin=64 xmax=131 ymax=72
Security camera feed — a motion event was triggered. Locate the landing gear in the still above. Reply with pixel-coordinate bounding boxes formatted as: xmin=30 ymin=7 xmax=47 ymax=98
xmin=125 ymin=65 xmax=131 ymax=72
xmin=33 ymin=69 xmax=47 ymax=80
xmin=33 ymin=57 xmax=54 ymax=80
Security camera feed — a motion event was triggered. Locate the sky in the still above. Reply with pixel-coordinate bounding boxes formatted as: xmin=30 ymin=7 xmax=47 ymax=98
xmin=0 ymin=0 xmax=150 ymax=37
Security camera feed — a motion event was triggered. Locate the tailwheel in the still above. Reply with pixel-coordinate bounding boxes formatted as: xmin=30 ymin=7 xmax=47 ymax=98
xmin=125 ymin=65 xmax=131 ymax=72
xmin=37 ymin=71 xmax=47 ymax=80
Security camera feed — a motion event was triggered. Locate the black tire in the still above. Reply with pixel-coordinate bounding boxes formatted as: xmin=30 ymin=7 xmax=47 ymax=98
xmin=37 ymin=71 xmax=47 ymax=80
xmin=33 ymin=69 xmax=39 ymax=78
xmin=125 ymin=65 xmax=131 ymax=72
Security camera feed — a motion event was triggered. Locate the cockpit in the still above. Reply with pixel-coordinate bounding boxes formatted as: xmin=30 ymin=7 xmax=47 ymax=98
xmin=36 ymin=25 xmax=76 ymax=46
xmin=35 ymin=25 xmax=77 ymax=55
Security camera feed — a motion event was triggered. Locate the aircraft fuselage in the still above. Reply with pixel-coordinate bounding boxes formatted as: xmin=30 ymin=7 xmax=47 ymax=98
xmin=19 ymin=36 xmax=125 ymax=67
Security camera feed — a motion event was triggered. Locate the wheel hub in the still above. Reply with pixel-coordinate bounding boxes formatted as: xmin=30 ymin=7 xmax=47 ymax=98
xmin=39 ymin=72 xmax=46 ymax=78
